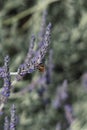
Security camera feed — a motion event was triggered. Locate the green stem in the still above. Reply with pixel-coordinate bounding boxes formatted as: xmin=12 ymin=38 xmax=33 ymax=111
xmin=3 ymin=0 xmax=59 ymax=25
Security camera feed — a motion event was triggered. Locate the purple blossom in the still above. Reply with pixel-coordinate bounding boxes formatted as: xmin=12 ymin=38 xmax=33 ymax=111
xmin=0 ymin=55 xmax=11 ymax=106
xmin=32 ymin=22 xmax=52 ymax=67
xmin=10 ymin=104 xmax=17 ymax=130
xmin=16 ymin=23 xmax=52 ymax=78
xmin=0 ymin=55 xmax=11 ymax=114
xmin=38 ymin=23 xmax=52 ymax=60
xmin=17 ymin=64 xmax=27 ymax=76
xmin=1 ymin=56 xmax=11 ymax=99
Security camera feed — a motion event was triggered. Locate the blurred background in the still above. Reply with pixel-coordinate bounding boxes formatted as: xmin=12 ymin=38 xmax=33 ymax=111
xmin=0 ymin=0 xmax=87 ymax=130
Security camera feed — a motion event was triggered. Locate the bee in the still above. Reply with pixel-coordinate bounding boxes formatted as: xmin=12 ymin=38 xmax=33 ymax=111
xmin=37 ymin=63 xmax=45 ymax=72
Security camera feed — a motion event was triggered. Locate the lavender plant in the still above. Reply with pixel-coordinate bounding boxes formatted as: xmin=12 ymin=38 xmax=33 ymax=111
xmin=0 ymin=8 xmax=53 ymax=130
xmin=1 ymin=0 xmax=87 ymax=130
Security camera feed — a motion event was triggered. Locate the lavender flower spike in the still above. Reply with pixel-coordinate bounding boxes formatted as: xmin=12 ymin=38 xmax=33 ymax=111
xmin=33 ymin=23 xmax=52 ymax=66
xmin=4 ymin=116 xmax=9 ymax=130
xmin=16 ymin=23 xmax=52 ymax=77
xmin=0 ymin=55 xmax=11 ymax=113
xmin=10 ymin=104 xmax=17 ymax=130
xmin=1 ymin=55 xmax=11 ymax=100
xmin=39 ymin=23 xmax=52 ymax=60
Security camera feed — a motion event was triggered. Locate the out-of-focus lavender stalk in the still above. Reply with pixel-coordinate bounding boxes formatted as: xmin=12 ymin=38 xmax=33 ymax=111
xmin=4 ymin=116 xmax=9 ymax=130
xmin=53 ymin=80 xmax=75 ymax=129
xmin=10 ymin=104 xmax=17 ymax=130
xmin=52 ymin=95 xmax=61 ymax=109
xmin=59 ymin=80 xmax=68 ymax=101
xmin=0 ymin=55 xmax=11 ymax=114
xmin=25 ymin=35 xmax=35 ymax=63
xmin=45 ymin=49 xmax=53 ymax=84
xmin=38 ymin=10 xmax=47 ymax=47
xmin=64 ymin=104 xmax=74 ymax=125
xmin=52 ymin=80 xmax=68 ymax=109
